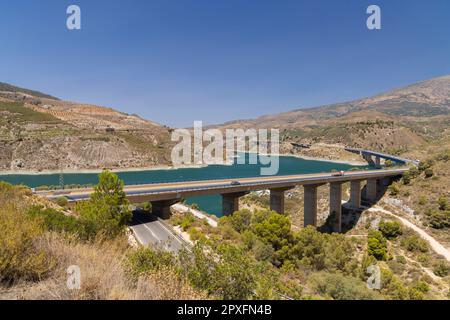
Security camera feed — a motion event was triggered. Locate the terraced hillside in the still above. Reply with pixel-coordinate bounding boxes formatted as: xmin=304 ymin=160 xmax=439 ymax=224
xmin=0 ymin=85 xmax=173 ymax=172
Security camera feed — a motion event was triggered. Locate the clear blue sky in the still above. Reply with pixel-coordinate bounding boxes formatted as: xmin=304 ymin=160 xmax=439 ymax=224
xmin=1 ymin=0 xmax=449 ymax=127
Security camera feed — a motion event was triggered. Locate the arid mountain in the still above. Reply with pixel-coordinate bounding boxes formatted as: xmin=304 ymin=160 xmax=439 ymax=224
xmin=222 ymin=75 xmax=450 ymax=127
xmin=0 ymin=82 xmax=59 ymax=100
xmin=215 ymin=75 xmax=450 ymax=157
xmin=0 ymin=83 xmax=173 ymax=172
xmin=2 ymin=75 xmax=449 ymax=171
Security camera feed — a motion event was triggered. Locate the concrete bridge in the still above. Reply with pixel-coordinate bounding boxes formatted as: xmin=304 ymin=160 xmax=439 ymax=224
xmin=38 ymin=168 xmax=407 ymax=233
xmin=345 ymin=147 xmax=420 ymax=167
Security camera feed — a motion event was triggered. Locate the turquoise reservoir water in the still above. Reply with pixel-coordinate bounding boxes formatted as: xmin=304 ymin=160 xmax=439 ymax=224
xmin=0 ymin=154 xmax=368 ymax=216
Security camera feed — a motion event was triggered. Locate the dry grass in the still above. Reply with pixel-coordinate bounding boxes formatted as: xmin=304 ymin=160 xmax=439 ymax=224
xmin=1 ymin=232 xmax=207 ymax=300
xmin=0 ymin=183 xmax=53 ymax=283
xmin=0 ymin=183 xmax=207 ymax=300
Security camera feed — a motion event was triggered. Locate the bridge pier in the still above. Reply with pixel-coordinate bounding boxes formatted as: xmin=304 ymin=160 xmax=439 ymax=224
xmin=270 ymin=187 xmax=294 ymax=214
xmin=222 ymin=192 xmax=248 ymax=216
xmin=375 ymin=156 xmax=381 ymax=169
xmin=151 ymin=200 xmax=179 ymax=219
xmin=363 ymin=153 xmax=375 ymax=166
xmin=349 ymin=180 xmax=362 ymax=209
xmin=304 ymin=185 xmax=318 ymax=227
xmin=365 ymin=178 xmax=378 ymax=203
xmin=330 ymin=182 xmax=343 ymax=233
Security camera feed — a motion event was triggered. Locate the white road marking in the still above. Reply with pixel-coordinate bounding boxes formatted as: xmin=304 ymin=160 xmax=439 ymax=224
xmin=139 ymin=220 xmax=161 ymax=242
xmin=156 ymin=220 xmax=184 ymax=245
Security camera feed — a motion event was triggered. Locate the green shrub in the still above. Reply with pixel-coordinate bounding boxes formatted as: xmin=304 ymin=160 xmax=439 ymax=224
xmin=438 ymin=196 xmax=449 ymax=211
xmin=180 ymin=213 xmax=195 ymax=231
xmin=409 ymin=280 xmax=430 ymax=300
xmin=252 ymin=240 xmax=275 ymax=262
xmin=418 ymin=196 xmax=427 ymax=205
xmin=433 ymin=261 xmax=450 ymax=277
xmin=27 ymin=206 xmax=83 ymax=236
xmin=411 ymin=280 xmax=429 ymax=293
xmin=409 ymin=167 xmax=419 ymax=178
xmin=252 ymin=211 xmax=292 ymax=252
xmin=179 ymin=243 xmax=257 ymax=300
xmin=125 ymin=247 xmax=175 ymax=280
xmin=144 ymin=202 xmax=152 ymax=212
xmin=424 ymin=168 xmax=434 ymax=178
xmin=367 ymin=229 xmax=388 ymax=261
xmin=435 ymin=150 xmax=450 ymax=162
xmin=0 ymin=204 xmax=52 ymax=282
xmin=242 ymin=230 xmax=258 ymax=250
xmin=188 ymin=227 xmax=203 ymax=241
xmin=396 ymin=255 xmax=407 ymax=264
xmin=401 ymin=235 xmax=428 ymax=253
xmin=308 ymin=272 xmax=380 ymax=300
xmin=221 ymin=209 xmax=252 ymax=233
xmin=388 ymin=184 xmax=400 ymax=196
xmin=408 ymin=288 xmax=425 ymax=300
xmin=418 ymin=160 xmax=432 ymax=172
xmin=379 ymin=268 xmax=409 ymax=300
xmin=293 ymin=227 xmax=355 ymax=273
xmin=427 ymin=210 xmax=450 ymax=229
xmin=402 ymin=172 xmax=411 ymax=185
xmin=136 ymin=202 xmax=152 ymax=213
xmin=55 ymin=196 xmax=69 ymax=207
xmin=384 ymin=160 xmax=394 ymax=167
xmin=379 ymin=220 xmax=402 ymax=239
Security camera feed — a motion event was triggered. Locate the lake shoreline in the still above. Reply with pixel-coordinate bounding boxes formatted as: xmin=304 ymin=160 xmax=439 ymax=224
xmin=0 ymin=153 xmax=365 ymax=176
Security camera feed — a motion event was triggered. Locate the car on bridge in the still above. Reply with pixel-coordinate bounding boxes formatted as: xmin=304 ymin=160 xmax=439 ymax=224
xmin=331 ymin=171 xmax=345 ymax=177
xmin=230 ymin=180 xmax=241 ymax=186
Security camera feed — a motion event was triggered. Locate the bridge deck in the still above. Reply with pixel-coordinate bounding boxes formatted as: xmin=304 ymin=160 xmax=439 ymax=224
xmin=38 ymin=168 xmax=407 ymax=203
xmin=345 ymin=147 xmax=419 ymax=165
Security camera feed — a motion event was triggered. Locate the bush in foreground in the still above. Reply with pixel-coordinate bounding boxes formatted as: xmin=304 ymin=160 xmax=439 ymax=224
xmin=0 ymin=204 xmax=53 ymax=283
xmin=308 ymin=271 xmax=381 ymax=300
xmin=367 ymin=229 xmax=388 ymax=261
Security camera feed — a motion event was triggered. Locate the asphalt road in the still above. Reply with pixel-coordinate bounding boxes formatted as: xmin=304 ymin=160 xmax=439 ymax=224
xmin=129 ymin=210 xmax=185 ymax=253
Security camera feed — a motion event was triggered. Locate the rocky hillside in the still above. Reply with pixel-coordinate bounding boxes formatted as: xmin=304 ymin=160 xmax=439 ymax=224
xmin=215 ymin=75 xmax=450 ymax=157
xmin=2 ymin=75 xmax=449 ymax=171
xmin=0 ymin=84 xmax=173 ymax=172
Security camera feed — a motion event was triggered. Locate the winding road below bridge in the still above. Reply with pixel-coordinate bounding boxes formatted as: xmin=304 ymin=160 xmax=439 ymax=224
xmin=129 ymin=211 xmax=186 ymax=253
xmin=368 ymin=206 xmax=450 ymax=262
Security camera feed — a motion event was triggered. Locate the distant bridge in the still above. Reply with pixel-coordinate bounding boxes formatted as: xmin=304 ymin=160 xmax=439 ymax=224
xmin=37 ymin=168 xmax=408 ymax=233
xmin=345 ymin=147 xmax=420 ymax=167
